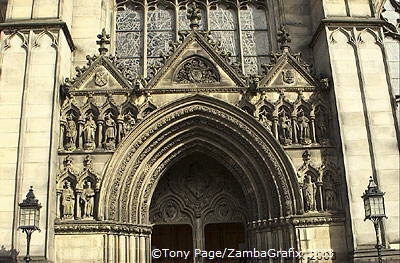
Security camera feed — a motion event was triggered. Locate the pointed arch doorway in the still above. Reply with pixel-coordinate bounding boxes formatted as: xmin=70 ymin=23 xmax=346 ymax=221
xmin=150 ymin=153 xmax=247 ymax=262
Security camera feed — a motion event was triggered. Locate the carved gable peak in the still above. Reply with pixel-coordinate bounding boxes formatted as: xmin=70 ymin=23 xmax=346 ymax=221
xmin=260 ymin=47 xmax=321 ymax=90
xmin=146 ymin=30 xmax=246 ymax=89
xmin=62 ymin=55 xmax=132 ymax=94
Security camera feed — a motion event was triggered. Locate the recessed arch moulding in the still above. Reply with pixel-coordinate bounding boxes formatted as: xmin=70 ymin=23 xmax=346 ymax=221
xmin=99 ymin=95 xmax=303 ymax=224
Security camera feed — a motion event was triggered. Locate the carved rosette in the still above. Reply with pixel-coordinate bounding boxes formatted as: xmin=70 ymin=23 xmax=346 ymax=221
xmin=174 ymin=56 xmax=220 ymax=84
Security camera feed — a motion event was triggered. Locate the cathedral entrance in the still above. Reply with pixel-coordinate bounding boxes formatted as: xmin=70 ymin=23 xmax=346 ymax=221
xmin=150 ymin=153 xmax=248 ymax=262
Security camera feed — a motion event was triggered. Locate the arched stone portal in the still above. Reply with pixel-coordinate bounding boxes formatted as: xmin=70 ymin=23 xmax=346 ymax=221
xmin=97 ymin=95 xmax=304 ymax=262
xmin=150 ymin=153 xmax=248 ymax=256
xmin=100 ymin=95 xmax=302 ymax=222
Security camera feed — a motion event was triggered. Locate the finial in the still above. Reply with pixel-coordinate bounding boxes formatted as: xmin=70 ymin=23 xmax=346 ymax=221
xmin=187 ymin=2 xmax=201 ymax=30
xmin=247 ymin=75 xmax=261 ymax=92
xmin=22 ymin=186 xmax=40 ymax=206
xmin=96 ymin=28 xmax=110 ymax=55
xmin=277 ymin=26 xmax=291 ymax=52
xmin=302 ymin=150 xmax=311 ymax=163
xmin=84 ymin=155 xmax=93 ymax=168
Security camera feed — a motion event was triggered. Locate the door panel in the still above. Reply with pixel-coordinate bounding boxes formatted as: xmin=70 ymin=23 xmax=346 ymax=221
xmin=205 ymin=223 xmax=245 ymax=250
xmin=152 ymin=224 xmax=193 ymax=262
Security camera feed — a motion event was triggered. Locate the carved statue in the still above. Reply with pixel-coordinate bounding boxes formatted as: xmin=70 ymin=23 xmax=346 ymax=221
xmin=258 ymin=113 xmax=272 ymax=132
xmin=316 ymin=112 xmax=329 ymax=143
xmin=278 ymin=111 xmax=292 ymax=145
xmin=83 ymin=114 xmax=97 ymax=150
xmin=65 ymin=114 xmax=77 ymax=151
xmin=324 ymin=176 xmax=337 ymax=210
xmin=81 ymin=181 xmax=95 ymax=218
xmin=325 ymin=189 xmax=337 ymax=211
xmin=61 ymin=181 xmax=75 ymax=219
xmin=123 ymin=112 xmax=136 ymax=136
xmin=104 ymin=113 xmax=116 ymax=150
xmin=303 ymin=175 xmax=316 ymax=212
xmin=296 ymin=111 xmax=311 ymax=144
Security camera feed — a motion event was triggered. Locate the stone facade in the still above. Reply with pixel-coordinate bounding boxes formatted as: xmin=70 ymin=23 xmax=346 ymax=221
xmin=0 ymin=0 xmax=398 ymax=263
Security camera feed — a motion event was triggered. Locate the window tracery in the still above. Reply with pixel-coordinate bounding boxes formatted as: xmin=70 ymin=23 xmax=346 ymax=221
xmin=115 ymin=0 xmax=271 ymax=77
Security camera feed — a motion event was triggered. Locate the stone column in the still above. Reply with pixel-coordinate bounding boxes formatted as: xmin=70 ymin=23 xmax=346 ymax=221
xmin=316 ymin=182 xmax=324 ymax=211
xmin=78 ymin=118 xmax=84 ymax=149
xmin=75 ymin=190 xmax=82 ymax=219
xmin=291 ymin=114 xmax=297 ymax=144
xmin=56 ymin=190 xmax=62 ymax=219
xmin=118 ymin=235 xmax=126 ymax=262
xmin=117 ymin=114 xmax=124 ymax=144
xmin=139 ymin=234 xmax=146 ymax=263
xmin=59 ymin=120 xmax=66 ymax=150
xmin=272 ymin=116 xmax=279 ymax=140
xmin=310 ymin=109 xmax=316 ymax=143
xmin=129 ymin=234 xmax=137 ymax=263
xmin=193 ymin=217 xmax=204 ymax=251
xmin=97 ymin=119 xmax=104 ymax=150
xmin=107 ymin=234 xmax=116 ymax=263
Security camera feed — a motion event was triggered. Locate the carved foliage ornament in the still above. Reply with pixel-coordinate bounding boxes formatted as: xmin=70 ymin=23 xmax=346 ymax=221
xmin=174 ymin=56 xmax=220 ymax=84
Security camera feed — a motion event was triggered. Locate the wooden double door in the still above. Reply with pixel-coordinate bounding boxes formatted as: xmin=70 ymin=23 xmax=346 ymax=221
xmin=152 ymin=223 xmax=245 ymax=263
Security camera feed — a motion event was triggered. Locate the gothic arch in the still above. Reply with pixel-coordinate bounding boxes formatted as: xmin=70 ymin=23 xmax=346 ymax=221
xmin=99 ymin=95 xmax=302 ymax=224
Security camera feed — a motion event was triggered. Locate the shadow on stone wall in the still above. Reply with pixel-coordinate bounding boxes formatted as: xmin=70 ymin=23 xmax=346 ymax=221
xmin=0 ymin=245 xmax=18 ymax=263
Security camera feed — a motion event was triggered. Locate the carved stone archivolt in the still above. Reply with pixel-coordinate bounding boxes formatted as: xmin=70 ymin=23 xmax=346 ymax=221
xmin=173 ymin=55 xmax=220 ymax=84
xmin=56 ymin=155 xmax=101 ymax=220
xmin=99 ymin=95 xmax=302 ymax=224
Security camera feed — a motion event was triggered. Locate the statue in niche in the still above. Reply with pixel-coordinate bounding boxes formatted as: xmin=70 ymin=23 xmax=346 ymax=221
xmin=303 ymin=175 xmax=317 ymax=212
xmin=83 ymin=113 xmax=97 ymax=150
xmin=259 ymin=114 xmax=272 ymax=132
xmin=324 ymin=176 xmax=337 ymax=210
xmin=296 ymin=110 xmax=311 ymax=144
xmin=316 ymin=112 xmax=329 ymax=144
xmin=258 ymin=109 xmax=272 ymax=132
xmin=81 ymin=181 xmax=95 ymax=218
xmin=61 ymin=181 xmax=75 ymax=219
xmin=123 ymin=112 xmax=136 ymax=136
xmin=104 ymin=113 xmax=116 ymax=150
xmin=278 ymin=111 xmax=292 ymax=145
xmin=65 ymin=114 xmax=77 ymax=151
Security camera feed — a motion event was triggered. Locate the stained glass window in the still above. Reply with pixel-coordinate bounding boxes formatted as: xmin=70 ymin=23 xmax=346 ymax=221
xmin=115 ymin=1 xmax=271 ymax=76
xmin=209 ymin=4 xmax=239 ymax=61
xmin=116 ymin=3 xmax=143 ymax=77
xmin=240 ymin=5 xmax=270 ymax=75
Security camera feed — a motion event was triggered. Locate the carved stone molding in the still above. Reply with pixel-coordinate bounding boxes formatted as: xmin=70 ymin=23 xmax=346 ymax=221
xmin=54 ymin=221 xmax=152 ymax=235
xmin=247 ymin=213 xmax=345 ymax=230
xmin=173 ymin=55 xmax=220 ymax=84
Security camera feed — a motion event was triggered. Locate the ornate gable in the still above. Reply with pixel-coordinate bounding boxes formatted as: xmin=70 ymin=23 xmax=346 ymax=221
xmin=62 ymin=55 xmax=132 ymax=94
xmin=146 ymin=30 xmax=246 ymax=89
xmin=250 ymin=27 xmax=327 ymax=91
